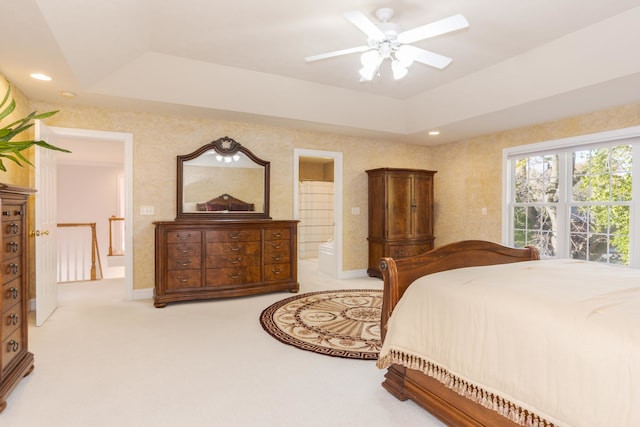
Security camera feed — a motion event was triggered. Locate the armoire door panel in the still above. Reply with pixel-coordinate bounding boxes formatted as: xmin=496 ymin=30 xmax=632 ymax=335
xmin=387 ymin=174 xmax=413 ymax=239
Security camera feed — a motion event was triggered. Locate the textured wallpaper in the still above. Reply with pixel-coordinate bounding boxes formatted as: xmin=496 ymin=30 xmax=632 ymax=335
xmin=27 ymin=100 xmax=435 ymax=290
xmin=431 ymin=103 xmax=640 ymax=246
xmin=11 ymin=78 xmax=639 ymax=291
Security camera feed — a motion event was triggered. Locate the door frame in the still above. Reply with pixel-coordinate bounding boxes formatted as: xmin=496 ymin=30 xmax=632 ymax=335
xmin=293 ymin=149 xmax=343 ymax=278
xmin=49 ymin=126 xmax=134 ymax=300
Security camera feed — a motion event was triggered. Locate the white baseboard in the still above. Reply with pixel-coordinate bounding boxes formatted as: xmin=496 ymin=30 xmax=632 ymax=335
xmin=131 ymin=288 xmax=153 ymax=300
xmin=338 ymin=269 xmax=368 ymax=279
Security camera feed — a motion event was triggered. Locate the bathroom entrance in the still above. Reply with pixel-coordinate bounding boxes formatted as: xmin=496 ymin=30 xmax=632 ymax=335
xmin=293 ymin=149 xmax=343 ymax=278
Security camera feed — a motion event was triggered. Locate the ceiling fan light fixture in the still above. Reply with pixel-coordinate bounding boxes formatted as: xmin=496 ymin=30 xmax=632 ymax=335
xmin=359 ymin=51 xmax=381 ymax=81
xmin=391 ymin=60 xmax=408 ymax=80
xmin=306 ymin=8 xmax=468 ymax=81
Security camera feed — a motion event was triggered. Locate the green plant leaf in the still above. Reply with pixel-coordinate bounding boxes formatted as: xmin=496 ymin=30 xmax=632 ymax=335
xmin=0 ymin=83 xmax=70 ymax=168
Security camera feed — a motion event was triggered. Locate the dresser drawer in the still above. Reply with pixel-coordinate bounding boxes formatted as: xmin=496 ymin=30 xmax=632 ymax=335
xmin=3 ymin=220 xmax=23 ymax=237
xmin=166 ymin=257 xmax=201 ymax=271
xmin=264 ymin=264 xmax=291 ymax=281
xmin=167 ymin=242 xmax=201 ymax=259
xmin=2 ymin=328 xmax=24 ymax=371
xmin=166 ymin=270 xmax=202 ymax=290
xmin=1 ymin=205 xmax=25 ymax=223
xmin=206 ymin=230 xmax=260 ymax=243
xmin=264 ymin=228 xmax=291 ymax=241
xmin=206 ymin=254 xmax=260 ymax=268
xmin=2 ymin=257 xmax=22 ymax=285
xmin=389 ymin=243 xmax=432 ymax=259
xmin=2 ymin=236 xmax=22 ymax=259
xmin=2 ymin=280 xmax=21 ymax=313
xmin=206 ymin=241 xmax=260 ymax=256
xmin=205 ymin=267 xmax=260 ymax=286
xmin=167 ymin=230 xmax=202 ymax=244
xmin=264 ymin=242 xmax=291 ymax=264
xmin=2 ymin=302 xmax=23 ymax=340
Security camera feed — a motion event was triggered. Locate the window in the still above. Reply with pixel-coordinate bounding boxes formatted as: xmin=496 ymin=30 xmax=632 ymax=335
xmin=503 ymin=127 xmax=640 ymax=268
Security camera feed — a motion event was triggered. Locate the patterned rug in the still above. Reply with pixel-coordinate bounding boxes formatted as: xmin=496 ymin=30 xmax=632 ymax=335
xmin=260 ymin=289 xmax=383 ymax=360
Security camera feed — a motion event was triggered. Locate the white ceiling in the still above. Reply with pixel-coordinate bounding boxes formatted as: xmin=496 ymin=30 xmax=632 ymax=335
xmin=2 ymin=0 xmax=640 ymax=147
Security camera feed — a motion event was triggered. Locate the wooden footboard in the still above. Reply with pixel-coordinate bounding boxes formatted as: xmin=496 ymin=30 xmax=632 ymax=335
xmin=378 ymin=240 xmax=540 ymax=426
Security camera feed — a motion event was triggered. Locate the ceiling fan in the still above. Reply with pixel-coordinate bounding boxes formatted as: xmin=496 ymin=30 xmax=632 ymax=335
xmin=305 ymin=8 xmax=469 ymax=81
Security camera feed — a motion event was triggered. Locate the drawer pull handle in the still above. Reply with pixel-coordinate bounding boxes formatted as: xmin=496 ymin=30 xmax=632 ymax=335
xmin=227 ymin=271 xmax=241 ymax=279
xmin=2 ymin=210 xmax=10 ymax=217
xmin=176 ymin=247 xmax=190 ymax=254
xmin=176 ymin=261 xmax=191 ymax=267
xmin=177 ymin=276 xmax=189 ymax=283
xmin=8 ymin=263 xmax=18 ymax=274
xmin=228 ymin=245 xmax=241 ymax=251
xmin=271 ymin=268 xmax=284 ymax=275
xmin=227 ymin=232 xmax=242 ymax=240
xmin=15 ymin=210 xmax=23 ymax=216
xmin=272 ymin=231 xmax=283 ymax=237
xmin=271 ymin=242 xmax=283 ymax=249
xmin=7 ymin=241 xmax=19 ymax=253
xmin=271 ymin=255 xmax=282 ymax=261
xmin=8 ymin=222 xmax=19 ymax=234
xmin=8 ymin=313 xmax=19 ymax=326
xmin=228 ymin=257 xmax=242 ymax=265
xmin=176 ymin=233 xmax=192 ymax=240
xmin=8 ymin=287 xmax=18 ymax=299
xmin=7 ymin=340 xmax=19 ymax=352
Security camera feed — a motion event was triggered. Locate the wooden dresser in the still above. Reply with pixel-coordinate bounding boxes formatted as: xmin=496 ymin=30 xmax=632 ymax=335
xmin=0 ymin=184 xmax=34 ymax=412
xmin=154 ymin=219 xmax=299 ymax=307
xmin=366 ymin=168 xmax=436 ymax=278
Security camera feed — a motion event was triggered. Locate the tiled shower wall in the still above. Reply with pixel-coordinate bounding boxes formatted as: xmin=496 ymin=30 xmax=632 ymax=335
xmin=298 ymin=181 xmax=334 ymax=259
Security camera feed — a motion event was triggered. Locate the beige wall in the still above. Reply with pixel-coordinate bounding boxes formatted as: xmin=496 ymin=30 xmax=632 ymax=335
xmin=29 ymin=100 xmax=434 ymax=290
xmin=1 ymin=78 xmax=42 ymax=299
xmin=431 ymin=103 xmax=640 ymax=246
xmin=7 ymin=73 xmax=640 ymax=292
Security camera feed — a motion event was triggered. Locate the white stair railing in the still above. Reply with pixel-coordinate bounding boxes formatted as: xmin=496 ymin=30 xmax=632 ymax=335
xmin=57 ymin=223 xmax=103 ymax=282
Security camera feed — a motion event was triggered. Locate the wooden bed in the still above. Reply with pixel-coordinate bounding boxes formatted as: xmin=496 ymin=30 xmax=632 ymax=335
xmin=378 ymin=240 xmax=541 ymax=426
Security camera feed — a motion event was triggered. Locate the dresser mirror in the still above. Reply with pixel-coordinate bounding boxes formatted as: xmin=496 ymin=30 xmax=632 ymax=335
xmin=176 ymin=136 xmax=270 ymax=220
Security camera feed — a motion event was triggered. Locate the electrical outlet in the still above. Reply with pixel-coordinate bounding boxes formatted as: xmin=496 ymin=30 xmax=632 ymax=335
xmin=140 ymin=206 xmax=154 ymax=215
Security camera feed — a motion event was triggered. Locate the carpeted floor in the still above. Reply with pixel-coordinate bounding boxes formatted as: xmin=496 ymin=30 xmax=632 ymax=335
xmin=260 ymin=289 xmax=382 ymax=360
xmin=1 ymin=260 xmax=444 ymax=427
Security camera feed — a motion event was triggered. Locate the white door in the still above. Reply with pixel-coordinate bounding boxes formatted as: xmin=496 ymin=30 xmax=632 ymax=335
xmin=34 ymin=121 xmax=59 ymax=326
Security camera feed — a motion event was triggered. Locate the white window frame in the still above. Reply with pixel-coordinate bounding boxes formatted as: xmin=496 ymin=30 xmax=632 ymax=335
xmin=502 ymin=125 xmax=640 ymax=268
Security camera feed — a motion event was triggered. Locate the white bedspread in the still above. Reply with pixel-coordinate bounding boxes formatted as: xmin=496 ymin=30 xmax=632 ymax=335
xmin=377 ymin=259 xmax=640 ymax=427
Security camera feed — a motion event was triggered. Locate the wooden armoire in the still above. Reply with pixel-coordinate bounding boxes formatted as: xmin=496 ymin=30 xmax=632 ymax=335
xmin=366 ymin=168 xmax=436 ymax=278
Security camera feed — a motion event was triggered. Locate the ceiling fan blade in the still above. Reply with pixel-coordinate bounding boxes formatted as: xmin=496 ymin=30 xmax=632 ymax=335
xmin=344 ymin=11 xmax=385 ymax=41
xmin=397 ymin=14 xmax=469 ymax=44
xmin=305 ymin=45 xmax=372 ymax=62
xmin=397 ymin=45 xmax=453 ymax=69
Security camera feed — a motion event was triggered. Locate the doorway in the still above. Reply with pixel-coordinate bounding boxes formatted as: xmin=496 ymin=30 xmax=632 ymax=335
xmin=48 ymin=126 xmax=133 ymax=299
xmin=293 ymin=149 xmax=343 ymax=278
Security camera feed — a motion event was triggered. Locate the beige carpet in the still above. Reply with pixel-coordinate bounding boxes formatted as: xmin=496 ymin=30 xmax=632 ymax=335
xmin=1 ymin=260 xmax=444 ymax=427
xmin=260 ymin=289 xmax=382 ymax=360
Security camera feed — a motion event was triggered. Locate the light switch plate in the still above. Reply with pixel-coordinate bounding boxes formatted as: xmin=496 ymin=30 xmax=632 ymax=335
xmin=140 ymin=206 xmax=154 ymax=215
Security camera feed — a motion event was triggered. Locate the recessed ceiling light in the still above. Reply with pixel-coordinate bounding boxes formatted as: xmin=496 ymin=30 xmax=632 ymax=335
xmin=30 ymin=73 xmax=52 ymax=81
xmin=428 ymin=131 xmax=440 ymax=136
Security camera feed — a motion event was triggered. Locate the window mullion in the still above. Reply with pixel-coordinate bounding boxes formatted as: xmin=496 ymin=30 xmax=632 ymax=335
xmin=556 ymin=151 xmax=570 ymax=258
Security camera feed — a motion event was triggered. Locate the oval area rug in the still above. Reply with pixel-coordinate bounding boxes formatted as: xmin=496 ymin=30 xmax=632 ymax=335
xmin=259 ymin=289 xmax=382 ymax=360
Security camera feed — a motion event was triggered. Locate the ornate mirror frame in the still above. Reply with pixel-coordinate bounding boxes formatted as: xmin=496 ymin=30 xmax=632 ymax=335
xmin=176 ymin=136 xmax=271 ymax=220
